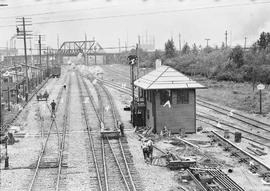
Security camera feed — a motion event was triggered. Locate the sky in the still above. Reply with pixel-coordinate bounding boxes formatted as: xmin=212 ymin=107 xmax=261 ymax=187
xmin=1 ymin=0 xmax=270 ymax=54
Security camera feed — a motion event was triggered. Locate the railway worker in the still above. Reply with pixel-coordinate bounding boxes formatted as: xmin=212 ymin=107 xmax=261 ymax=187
xmin=141 ymin=138 xmax=149 ymax=163
xmin=63 ymin=84 xmax=66 ymax=90
xmin=146 ymin=139 xmax=153 ymax=163
xmin=119 ymin=122 xmax=124 ymax=136
xmin=50 ymin=100 xmax=56 ymax=117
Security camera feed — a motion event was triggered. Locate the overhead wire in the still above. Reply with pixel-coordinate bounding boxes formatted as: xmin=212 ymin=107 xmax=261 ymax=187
xmin=0 ymin=5 xmax=120 ymax=19
xmin=0 ymin=0 xmax=270 ymax=28
xmin=1 ymin=0 xmax=87 ymax=10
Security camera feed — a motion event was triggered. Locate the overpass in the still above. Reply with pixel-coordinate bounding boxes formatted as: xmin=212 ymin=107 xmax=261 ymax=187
xmin=2 ymin=40 xmax=132 ymax=67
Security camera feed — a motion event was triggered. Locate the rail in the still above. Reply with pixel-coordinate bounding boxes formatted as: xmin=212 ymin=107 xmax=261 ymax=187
xmin=76 ymin=73 xmax=104 ymax=191
xmin=55 ymin=76 xmax=71 ymax=191
xmin=211 ymin=130 xmax=270 ymax=171
xmin=28 ymin=75 xmax=68 ymax=191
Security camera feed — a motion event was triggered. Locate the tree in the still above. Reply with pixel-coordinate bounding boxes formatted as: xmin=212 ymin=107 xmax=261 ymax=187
xmin=229 ymin=45 xmax=244 ymax=68
xmin=203 ymin=46 xmax=214 ymax=54
xmin=165 ymin=39 xmax=176 ymax=58
xmin=182 ymin=43 xmax=191 ymax=55
xmin=257 ymin=32 xmax=270 ymax=50
xmin=221 ymin=42 xmax=225 ymax=50
xmin=191 ymin=43 xmax=198 ymax=55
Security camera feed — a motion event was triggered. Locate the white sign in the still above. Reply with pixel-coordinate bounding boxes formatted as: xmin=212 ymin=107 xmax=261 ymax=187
xmin=257 ymin=84 xmax=265 ymax=90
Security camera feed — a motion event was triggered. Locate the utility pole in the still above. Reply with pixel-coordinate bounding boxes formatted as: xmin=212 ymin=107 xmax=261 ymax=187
xmin=23 ymin=17 xmax=29 ymax=100
xmin=39 ymin=35 xmax=42 ymax=81
xmin=85 ymin=33 xmax=88 ymax=65
xmin=16 ymin=17 xmax=32 ymax=101
xmin=244 ymin=37 xmax=247 ymax=49
xmin=179 ymin=33 xmax=181 ymax=53
xmin=46 ymin=47 xmax=49 ymax=78
xmin=12 ymin=57 xmax=19 ymax=104
xmin=118 ymin=38 xmax=121 ymax=64
xmin=0 ymin=64 xmax=2 ymax=127
xmin=205 ymin=38 xmax=210 ymax=47
xmin=6 ymin=43 xmax=11 ymax=111
xmin=35 ymin=34 xmax=45 ymax=82
xmin=225 ymin=30 xmax=228 ymax=48
xmin=118 ymin=38 xmax=121 ymax=53
xmin=39 ymin=35 xmax=42 ymax=66
xmin=57 ymin=34 xmax=59 ymax=50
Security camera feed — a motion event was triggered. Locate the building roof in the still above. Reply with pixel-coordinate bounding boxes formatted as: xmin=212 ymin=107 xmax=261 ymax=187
xmin=134 ymin=65 xmax=206 ymax=90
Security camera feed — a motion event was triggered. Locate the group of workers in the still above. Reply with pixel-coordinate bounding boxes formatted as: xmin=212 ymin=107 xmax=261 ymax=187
xmin=141 ymin=138 xmax=153 ymax=164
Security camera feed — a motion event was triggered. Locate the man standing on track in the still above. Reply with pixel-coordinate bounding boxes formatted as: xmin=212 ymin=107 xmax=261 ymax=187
xmin=50 ymin=100 xmax=56 ymax=118
xmin=119 ymin=122 xmax=124 ymax=136
xmin=141 ymin=138 xmax=149 ymax=163
xmin=146 ymin=139 xmax=153 ymax=163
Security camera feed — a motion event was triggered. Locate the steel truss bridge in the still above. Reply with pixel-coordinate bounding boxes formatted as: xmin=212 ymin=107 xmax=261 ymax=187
xmin=58 ymin=40 xmax=105 ymax=56
xmin=2 ymin=40 xmax=128 ymax=67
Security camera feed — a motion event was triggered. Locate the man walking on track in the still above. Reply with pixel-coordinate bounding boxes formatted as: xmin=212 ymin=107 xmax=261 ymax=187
xmin=146 ymin=139 xmax=153 ymax=163
xmin=50 ymin=100 xmax=56 ymax=118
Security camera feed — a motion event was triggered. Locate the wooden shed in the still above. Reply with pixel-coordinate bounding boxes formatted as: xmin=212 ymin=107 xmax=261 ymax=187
xmin=134 ymin=66 xmax=206 ymax=134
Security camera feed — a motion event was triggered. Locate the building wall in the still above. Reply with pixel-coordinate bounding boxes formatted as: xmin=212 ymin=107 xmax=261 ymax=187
xmin=155 ymin=89 xmax=196 ymax=134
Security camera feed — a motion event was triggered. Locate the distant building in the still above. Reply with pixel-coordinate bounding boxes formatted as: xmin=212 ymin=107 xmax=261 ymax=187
xmin=134 ymin=66 xmax=206 ymax=134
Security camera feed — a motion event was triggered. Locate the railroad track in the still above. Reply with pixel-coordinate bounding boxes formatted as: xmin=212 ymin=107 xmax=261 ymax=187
xmin=211 ymin=131 xmax=270 ymax=176
xmin=197 ymin=112 xmax=270 ymax=148
xmin=100 ymin=66 xmax=270 ymax=133
xmin=197 ymin=98 xmax=270 ymax=134
xmin=28 ymin=74 xmax=70 ymax=191
xmin=98 ymin=78 xmax=270 ymax=148
xmin=77 ymin=71 xmax=142 ymax=191
xmin=55 ymin=75 xmax=71 ymax=191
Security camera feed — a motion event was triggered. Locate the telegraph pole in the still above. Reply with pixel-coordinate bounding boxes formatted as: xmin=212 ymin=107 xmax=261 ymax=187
xmin=23 ymin=18 xmax=29 ymax=100
xmin=244 ymin=37 xmax=247 ymax=49
xmin=57 ymin=34 xmax=59 ymax=50
xmin=46 ymin=47 xmax=49 ymax=78
xmin=179 ymin=33 xmax=181 ymax=53
xmin=84 ymin=33 xmax=88 ymax=65
xmin=0 ymin=66 xmax=2 ymax=127
xmin=205 ymin=38 xmax=210 ymax=47
xmin=39 ymin=35 xmax=42 ymax=67
xmin=16 ymin=17 xmax=32 ymax=101
xmin=225 ymin=30 xmax=228 ymax=48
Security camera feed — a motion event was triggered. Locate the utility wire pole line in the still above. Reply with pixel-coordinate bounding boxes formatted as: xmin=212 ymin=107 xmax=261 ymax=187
xmin=16 ymin=17 xmax=32 ymax=101
xmin=46 ymin=47 xmax=49 ymax=78
xmin=205 ymin=38 xmax=210 ymax=47
xmin=23 ymin=18 xmax=29 ymax=100
xmin=84 ymin=33 xmax=88 ymax=65
xmin=179 ymin=33 xmax=181 ymax=53
xmin=0 ymin=65 xmax=2 ymax=127
xmin=225 ymin=30 xmax=228 ymax=48
xmin=244 ymin=37 xmax=247 ymax=49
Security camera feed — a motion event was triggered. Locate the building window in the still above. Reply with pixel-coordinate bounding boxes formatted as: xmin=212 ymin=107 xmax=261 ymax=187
xmin=177 ymin=90 xmax=189 ymax=104
xmin=160 ymin=90 xmax=171 ymax=105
